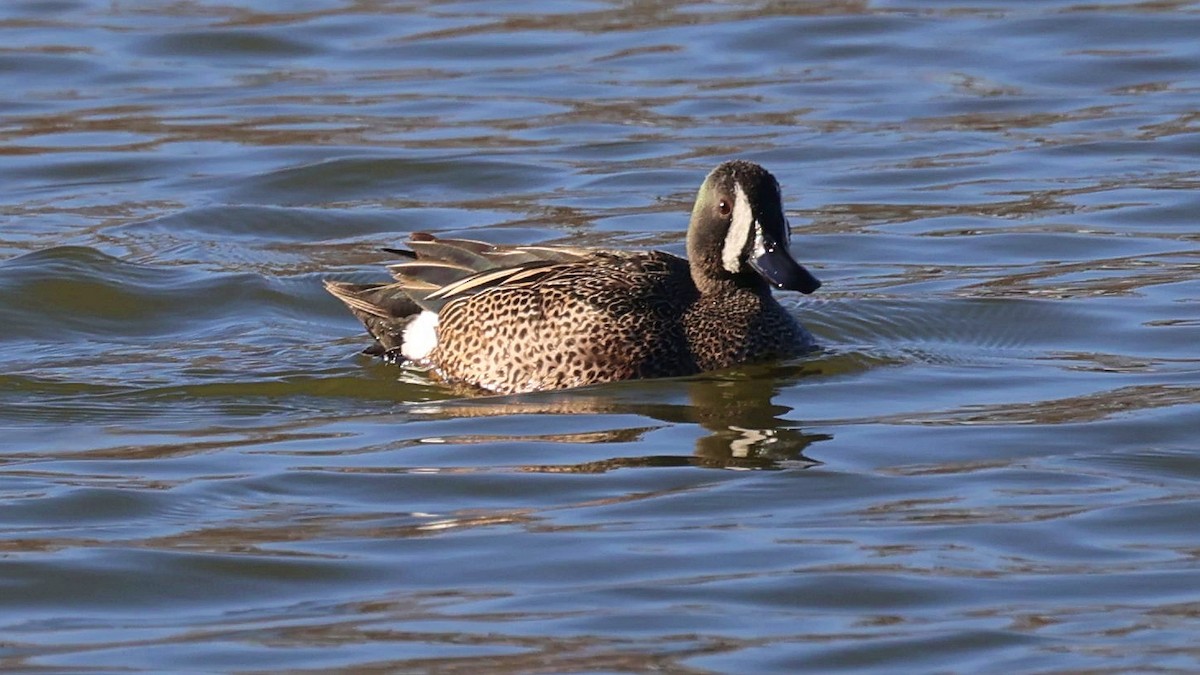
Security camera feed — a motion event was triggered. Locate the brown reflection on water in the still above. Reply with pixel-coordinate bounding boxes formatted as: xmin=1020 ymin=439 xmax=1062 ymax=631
xmin=855 ymin=496 xmax=1088 ymax=527
xmin=970 ymin=251 xmax=1200 ymax=299
xmin=404 ymin=0 xmax=873 ymax=42
xmin=813 ymin=195 xmax=1080 ymax=235
xmin=0 ymin=591 xmax=765 ymax=674
xmin=885 ymin=382 xmax=1200 ymax=426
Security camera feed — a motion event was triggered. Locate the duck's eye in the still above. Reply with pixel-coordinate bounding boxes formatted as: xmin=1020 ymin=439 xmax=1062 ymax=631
xmin=717 ymin=199 xmax=731 ymax=217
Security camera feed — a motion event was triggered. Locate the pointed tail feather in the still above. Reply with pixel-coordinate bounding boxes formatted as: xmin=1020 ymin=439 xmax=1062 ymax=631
xmin=323 ymin=280 xmax=422 ymax=353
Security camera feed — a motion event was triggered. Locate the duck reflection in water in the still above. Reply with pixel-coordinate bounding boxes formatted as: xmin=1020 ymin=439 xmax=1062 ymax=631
xmin=408 ymin=363 xmax=829 ymax=472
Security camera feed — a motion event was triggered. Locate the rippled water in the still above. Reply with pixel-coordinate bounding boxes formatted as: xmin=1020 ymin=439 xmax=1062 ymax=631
xmin=2 ymin=0 xmax=1199 ymax=671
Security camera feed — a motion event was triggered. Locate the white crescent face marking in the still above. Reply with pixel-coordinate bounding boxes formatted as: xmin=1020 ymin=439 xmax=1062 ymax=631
xmin=722 ymin=182 xmax=756 ymax=274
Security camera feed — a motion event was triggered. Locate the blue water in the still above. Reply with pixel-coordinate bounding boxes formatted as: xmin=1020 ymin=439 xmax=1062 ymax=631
xmin=2 ymin=1 xmax=1199 ymax=671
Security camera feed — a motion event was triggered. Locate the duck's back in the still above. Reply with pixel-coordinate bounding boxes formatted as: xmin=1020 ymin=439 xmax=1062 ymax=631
xmin=433 ymin=250 xmax=700 ymax=393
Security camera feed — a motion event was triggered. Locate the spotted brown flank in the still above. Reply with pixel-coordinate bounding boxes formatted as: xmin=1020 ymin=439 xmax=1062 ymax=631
xmin=324 ymin=160 xmax=822 ymax=394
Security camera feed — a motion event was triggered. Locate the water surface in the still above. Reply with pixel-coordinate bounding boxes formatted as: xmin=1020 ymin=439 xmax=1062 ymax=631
xmin=2 ymin=1 xmax=1199 ymax=672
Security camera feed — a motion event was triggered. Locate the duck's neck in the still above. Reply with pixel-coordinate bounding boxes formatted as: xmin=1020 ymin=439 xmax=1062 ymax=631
xmin=687 ymin=253 xmax=769 ymax=296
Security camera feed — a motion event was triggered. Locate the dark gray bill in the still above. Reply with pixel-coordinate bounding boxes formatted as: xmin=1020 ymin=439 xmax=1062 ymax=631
xmin=748 ymin=226 xmax=821 ymax=293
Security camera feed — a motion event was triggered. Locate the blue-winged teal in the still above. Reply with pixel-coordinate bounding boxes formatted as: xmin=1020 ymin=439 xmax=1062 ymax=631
xmin=325 ymin=160 xmax=821 ymax=393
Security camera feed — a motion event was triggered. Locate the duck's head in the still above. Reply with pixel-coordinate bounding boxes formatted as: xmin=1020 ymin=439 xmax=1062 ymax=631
xmin=687 ymin=160 xmax=821 ymax=294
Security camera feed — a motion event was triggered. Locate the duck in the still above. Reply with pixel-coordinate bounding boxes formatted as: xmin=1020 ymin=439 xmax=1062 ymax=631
xmin=324 ymin=160 xmax=821 ymax=394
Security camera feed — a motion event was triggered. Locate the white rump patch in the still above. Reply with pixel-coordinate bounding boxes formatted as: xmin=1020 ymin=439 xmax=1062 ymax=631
xmin=722 ymin=183 xmax=755 ymax=274
xmin=401 ymin=310 xmax=439 ymax=362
